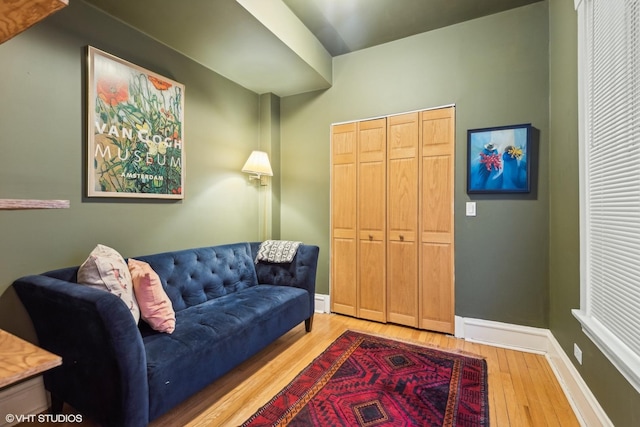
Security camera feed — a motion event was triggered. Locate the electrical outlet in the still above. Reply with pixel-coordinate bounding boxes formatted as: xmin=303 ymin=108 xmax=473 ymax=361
xmin=466 ymin=202 xmax=476 ymax=217
xmin=574 ymin=343 xmax=583 ymax=365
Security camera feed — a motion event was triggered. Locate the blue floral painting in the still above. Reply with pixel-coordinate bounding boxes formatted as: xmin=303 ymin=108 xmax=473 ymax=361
xmin=467 ymin=124 xmax=531 ymax=193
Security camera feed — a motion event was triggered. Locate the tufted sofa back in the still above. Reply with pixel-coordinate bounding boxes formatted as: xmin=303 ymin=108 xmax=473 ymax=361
xmin=135 ymin=242 xmax=258 ymax=312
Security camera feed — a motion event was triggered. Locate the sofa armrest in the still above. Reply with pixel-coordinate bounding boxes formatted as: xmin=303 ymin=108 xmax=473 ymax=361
xmin=13 ymin=275 xmax=149 ymax=427
xmin=250 ymin=243 xmax=319 ymax=316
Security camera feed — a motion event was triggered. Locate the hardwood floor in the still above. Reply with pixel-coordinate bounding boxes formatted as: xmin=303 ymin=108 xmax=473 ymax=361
xmin=25 ymin=313 xmax=581 ymax=426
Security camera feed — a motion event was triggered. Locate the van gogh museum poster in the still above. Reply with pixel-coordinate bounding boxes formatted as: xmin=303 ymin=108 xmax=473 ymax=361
xmin=87 ymin=46 xmax=185 ymax=199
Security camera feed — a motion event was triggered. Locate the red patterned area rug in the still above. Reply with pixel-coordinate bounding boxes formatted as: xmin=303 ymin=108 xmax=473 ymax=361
xmin=241 ymin=330 xmax=489 ymax=427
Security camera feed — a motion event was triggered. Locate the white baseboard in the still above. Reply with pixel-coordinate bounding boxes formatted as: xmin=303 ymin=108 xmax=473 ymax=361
xmin=315 ymin=293 xmax=330 ymax=313
xmin=546 ymin=332 xmax=614 ymax=427
xmin=0 ymin=377 xmax=49 ymax=427
xmin=455 ymin=316 xmax=613 ymax=427
xmin=456 ymin=316 xmax=550 ymax=353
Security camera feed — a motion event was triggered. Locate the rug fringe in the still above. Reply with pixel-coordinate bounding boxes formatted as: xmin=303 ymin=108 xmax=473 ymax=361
xmin=345 ymin=328 xmax=487 ymax=360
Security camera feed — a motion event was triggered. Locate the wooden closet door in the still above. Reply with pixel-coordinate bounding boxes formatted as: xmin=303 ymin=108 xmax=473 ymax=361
xmin=357 ymin=118 xmax=386 ymax=322
xmin=330 ymin=122 xmax=358 ymax=316
xmin=419 ymin=107 xmax=455 ymax=333
xmin=387 ymin=113 xmax=419 ymax=327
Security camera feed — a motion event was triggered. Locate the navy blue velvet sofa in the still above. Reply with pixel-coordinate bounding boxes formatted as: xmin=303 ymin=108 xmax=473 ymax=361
xmin=13 ymin=242 xmax=319 ymax=427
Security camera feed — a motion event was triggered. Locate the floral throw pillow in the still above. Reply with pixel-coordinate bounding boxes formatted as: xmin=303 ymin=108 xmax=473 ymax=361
xmin=78 ymin=244 xmax=140 ymax=323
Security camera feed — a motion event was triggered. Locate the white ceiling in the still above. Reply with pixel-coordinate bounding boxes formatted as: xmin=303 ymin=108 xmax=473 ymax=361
xmin=82 ymin=0 xmax=542 ymax=97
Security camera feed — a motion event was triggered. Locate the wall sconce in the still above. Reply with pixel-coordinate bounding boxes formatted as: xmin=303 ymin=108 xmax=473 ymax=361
xmin=242 ymin=150 xmax=273 ymax=185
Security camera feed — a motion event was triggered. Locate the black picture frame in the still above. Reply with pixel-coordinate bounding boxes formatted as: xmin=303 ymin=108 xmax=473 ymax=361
xmin=467 ymin=123 xmax=532 ymax=194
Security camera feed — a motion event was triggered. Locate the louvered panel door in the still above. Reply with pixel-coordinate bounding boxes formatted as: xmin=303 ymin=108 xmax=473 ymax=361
xmin=357 ymin=118 xmax=387 ymax=322
xmin=419 ymin=107 xmax=455 ymax=333
xmin=386 ymin=112 xmax=419 ymax=327
xmin=330 ymin=122 xmax=358 ymax=316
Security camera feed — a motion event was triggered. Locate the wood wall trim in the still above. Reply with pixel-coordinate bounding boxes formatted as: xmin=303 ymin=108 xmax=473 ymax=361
xmin=0 ymin=199 xmax=70 ymax=210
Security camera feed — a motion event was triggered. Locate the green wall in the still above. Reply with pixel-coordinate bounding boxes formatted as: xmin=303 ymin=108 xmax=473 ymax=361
xmin=0 ymin=1 xmax=263 ymax=339
xmin=281 ymin=2 xmax=550 ymax=327
xmin=548 ymin=0 xmax=640 ymax=425
xmin=259 ymin=93 xmax=282 ymax=240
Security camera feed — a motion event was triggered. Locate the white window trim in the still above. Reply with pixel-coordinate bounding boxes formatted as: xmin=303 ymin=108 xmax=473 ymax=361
xmin=573 ymin=311 xmax=640 ymax=391
xmin=572 ymin=0 xmax=640 ymax=394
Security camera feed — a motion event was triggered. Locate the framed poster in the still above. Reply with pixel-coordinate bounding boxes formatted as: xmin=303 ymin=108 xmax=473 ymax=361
xmin=467 ymin=123 xmax=531 ymax=194
xmin=87 ymin=46 xmax=185 ymax=199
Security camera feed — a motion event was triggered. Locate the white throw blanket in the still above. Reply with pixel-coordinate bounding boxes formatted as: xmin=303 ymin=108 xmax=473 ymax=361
xmin=255 ymin=240 xmax=302 ymax=263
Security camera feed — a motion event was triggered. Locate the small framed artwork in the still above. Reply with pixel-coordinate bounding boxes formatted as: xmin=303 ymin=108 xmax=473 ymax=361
xmin=467 ymin=123 xmax=531 ymax=193
xmin=87 ymin=46 xmax=185 ymax=199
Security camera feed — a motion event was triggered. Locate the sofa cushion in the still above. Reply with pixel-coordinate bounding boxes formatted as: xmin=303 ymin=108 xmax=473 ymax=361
xmin=142 ymin=284 xmax=310 ymax=419
xmin=128 ymin=259 xmax=176 ymax=334
xmin=136 ymin=243 xmax=258 ymax=312
xmin=78 ymin=244 xmax=140 ymax=323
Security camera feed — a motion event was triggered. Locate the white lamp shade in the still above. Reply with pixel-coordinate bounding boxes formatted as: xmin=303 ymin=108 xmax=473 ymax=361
xmin=242 ymin=150 xmax=273 ymax=177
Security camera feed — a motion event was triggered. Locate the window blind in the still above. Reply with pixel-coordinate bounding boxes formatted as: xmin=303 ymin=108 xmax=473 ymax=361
xmin=574 ymin=0 xmax=640 ymax=392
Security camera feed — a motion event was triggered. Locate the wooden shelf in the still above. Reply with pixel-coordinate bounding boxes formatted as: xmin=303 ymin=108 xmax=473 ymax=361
xmin=0 ymin=0 xmax=68 ymax=44
xmin=0 ymin=199 xmax=70 ymax=210
xmin=0 ymin=329 xmax=62 ymax=389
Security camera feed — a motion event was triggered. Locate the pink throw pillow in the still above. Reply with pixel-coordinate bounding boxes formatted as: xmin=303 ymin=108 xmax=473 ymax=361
xmin=128 ymin=259 xmax=176 ymax=334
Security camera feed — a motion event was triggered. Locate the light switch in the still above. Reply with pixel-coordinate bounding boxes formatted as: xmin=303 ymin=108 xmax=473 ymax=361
xmin=466 ymin=202 xmax=476 ymax=217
